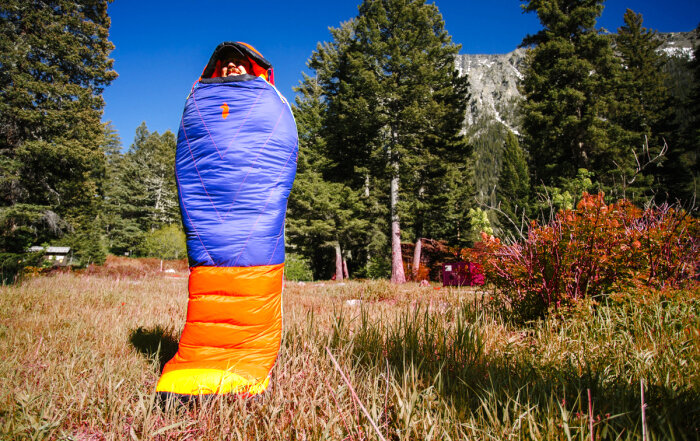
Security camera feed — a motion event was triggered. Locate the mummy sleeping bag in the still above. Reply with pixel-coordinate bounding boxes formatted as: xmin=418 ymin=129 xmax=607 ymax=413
xmin=156 ymin=42 xmax=298 ymax=399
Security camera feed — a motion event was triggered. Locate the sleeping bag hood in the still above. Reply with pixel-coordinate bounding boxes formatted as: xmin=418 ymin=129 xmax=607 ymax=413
xmin=200 ymin=41 xmax=275 ymax=84
xmin=155 ymin=42 xmax=298 ymax=401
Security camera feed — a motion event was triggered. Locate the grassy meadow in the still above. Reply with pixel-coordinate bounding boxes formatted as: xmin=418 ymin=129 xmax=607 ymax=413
xmin=0 ymin=261 xmax=698 ymax=440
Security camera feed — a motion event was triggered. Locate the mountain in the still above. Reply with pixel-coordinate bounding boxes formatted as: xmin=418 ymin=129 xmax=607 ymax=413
xmin=456 ymin=49 xmax=526 ymax=134
xmin=456 ymin=30 xmax=697 ymax=137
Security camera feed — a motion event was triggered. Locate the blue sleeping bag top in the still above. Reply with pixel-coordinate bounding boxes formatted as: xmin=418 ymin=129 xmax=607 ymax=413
xmin=176 ymin=76 xmax=298 ymax=267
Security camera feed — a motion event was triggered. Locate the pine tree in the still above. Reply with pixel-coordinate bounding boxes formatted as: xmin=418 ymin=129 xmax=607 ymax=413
xmin=308 ymin=20 xmax=392 ymax=279
xmin=130 ymin=124 xmax=179 ymax=230
xmin=520 ymin=0 xmax=620 ymax=188
xmin=660 ymin=25 xmax=699 ymax=206
xmin=688 ymin=26 xmax=700 ymax=200
xmin=496 ymin=132 xmax=530 ymax=238
xmin=614 ymin=10 xmax=671 ymax=143
xmin=102 ymin=123 xmax=179 ymax=256
xmin=321 ymin=0 xmax=469 ymax=283
xmin=609 ymin=9 xmax=672 ymax=201
xmin=287 ymin=74 xmax=371 ymax=280
xmin=0 ymin=0 xmax=116 ymax=266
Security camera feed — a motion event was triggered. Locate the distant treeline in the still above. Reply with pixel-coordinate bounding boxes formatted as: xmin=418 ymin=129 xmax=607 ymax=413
xmin=0 ymin=0 xmax=697 ymax=283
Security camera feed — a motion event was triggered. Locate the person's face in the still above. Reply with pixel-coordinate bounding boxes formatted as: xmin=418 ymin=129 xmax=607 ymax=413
xmin=221 ymin=56 xmax=250 ymax=77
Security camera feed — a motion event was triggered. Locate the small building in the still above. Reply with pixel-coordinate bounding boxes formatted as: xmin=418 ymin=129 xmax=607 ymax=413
xmin=28 ymin=246 xmax=72 ymax=266
xmin=442 ymin=261 xmax=484 ymax=287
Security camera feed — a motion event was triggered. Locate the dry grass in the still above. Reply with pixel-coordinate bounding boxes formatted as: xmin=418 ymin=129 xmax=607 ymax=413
xmin=0 ymin=268 xmax=698 ymax=440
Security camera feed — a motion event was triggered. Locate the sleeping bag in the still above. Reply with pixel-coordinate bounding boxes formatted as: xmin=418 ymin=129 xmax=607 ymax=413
xmin=156 ymin=42 xmax=298 ymax=399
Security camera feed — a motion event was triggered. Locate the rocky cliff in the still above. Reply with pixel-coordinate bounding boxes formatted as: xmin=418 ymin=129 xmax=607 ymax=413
xmin=456 ymin=49 xmax=526 ymax=133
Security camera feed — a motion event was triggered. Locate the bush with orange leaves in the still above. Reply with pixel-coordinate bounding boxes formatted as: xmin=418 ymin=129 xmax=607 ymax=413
xmin=468 ymin=193 xmax=699 ymax=321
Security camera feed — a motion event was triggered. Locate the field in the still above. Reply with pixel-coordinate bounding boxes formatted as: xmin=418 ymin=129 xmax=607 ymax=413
xmin=0 ymin=261 xmax=698 ymax=440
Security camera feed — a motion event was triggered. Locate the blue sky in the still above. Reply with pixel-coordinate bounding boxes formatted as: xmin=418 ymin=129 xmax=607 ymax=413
xmin=102 ymin=0 xmax=699 ymax=149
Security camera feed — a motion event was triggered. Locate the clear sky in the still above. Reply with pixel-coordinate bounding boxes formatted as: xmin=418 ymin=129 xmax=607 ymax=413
xmin=102 ymin=0 xmax=699 ymax=149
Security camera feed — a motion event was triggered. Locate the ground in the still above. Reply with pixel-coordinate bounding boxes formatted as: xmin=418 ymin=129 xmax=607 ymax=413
xmin=0 ymin=259 xmax=698 ymax=440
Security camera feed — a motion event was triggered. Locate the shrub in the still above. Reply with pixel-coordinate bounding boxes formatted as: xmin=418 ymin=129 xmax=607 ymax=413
xmin=365 ymin=253 xmax=391 ymax=279
xmin=0 ymin=251 xmax=43 ymax=284
xmin=401 ymin=239 xmax=459 ymax=281
xmin=138 ymin=224 xmax=186 ymax=260
xmin=470 ymin=192 xmax=699 ymax=321
xmin=285 ymin=253 xmax=314 ymax=281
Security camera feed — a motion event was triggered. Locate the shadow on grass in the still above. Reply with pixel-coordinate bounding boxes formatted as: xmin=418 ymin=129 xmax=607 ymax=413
xmin=128 ymin=325 xmax=179 ymax=372
xmin=327 ymin=305 xmax=699 ymax=440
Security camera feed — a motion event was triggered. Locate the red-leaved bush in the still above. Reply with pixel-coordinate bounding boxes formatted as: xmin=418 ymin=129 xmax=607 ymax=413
xmin=467 ymin=193 xmax=699 ymax=320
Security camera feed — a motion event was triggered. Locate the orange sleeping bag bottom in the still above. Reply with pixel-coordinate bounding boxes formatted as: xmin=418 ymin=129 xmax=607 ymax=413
xmin=156 ymin=264 xmax=283 ymax=397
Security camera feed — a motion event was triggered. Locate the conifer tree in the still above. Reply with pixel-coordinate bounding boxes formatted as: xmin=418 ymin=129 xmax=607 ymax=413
xmin=660 ymin=24 xmax=699 ymax=206
xmin=102 ymin=123 xmax=179 ymax=256
xmin=287 ymin=74 xmax=370 ymax=280
xmin=318 ymin=0 xmax=469 ymax=283
xmin=496 ymin=132 xmax=530 ymax=237
xmin=609 ymin=9 xmax=672 ymax=201
xmin=614 ymin=10 xmax=671 ymax=144
xmin=308 ymin=20 xmax=393 ymax=278
xmin=0 ymin=0 xmax=116 ymax=266
xmin=688 ymin=26 xmax=700 ymax=200
xmin=520 ymin=0 xmax=620 ymax=188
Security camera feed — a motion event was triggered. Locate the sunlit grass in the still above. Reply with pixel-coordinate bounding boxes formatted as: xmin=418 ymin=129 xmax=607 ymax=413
xmin=0 ymin=270 xmax=697 ymax=440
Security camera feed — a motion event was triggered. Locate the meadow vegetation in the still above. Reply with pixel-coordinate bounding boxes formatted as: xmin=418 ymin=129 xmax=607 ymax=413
xmin=0 ymin=260 xmax=697 ymax=440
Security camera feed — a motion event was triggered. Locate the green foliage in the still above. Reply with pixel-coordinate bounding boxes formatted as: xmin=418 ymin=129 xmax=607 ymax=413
xmin=349 ymin=0 xmax=472 ymax=254
xmin=659 ymin=25 xmax=699 ymax=207
xmin=613 ymin=10 xmax=671 ymax=139
xmin=0 ymin=204 xmax=65 ymax=253
xmin=288 ymin=76 xmax=371 ymax=279
xmin=496 ymin=131 xmax=530 ymax=236
xmin=467 ymin=207 xmax=493 ymax=246
xmin=62 ymin=220 xmax=106 ymax=266
xmin=138 ymin=224 xmax=186 ymax=261
xmin=292 ymin=0 xmax=471 ymax=279
xmin=532 ymin=168 xmax=596 ymax=214
xmin=521 ymin=0 xmax=619 ymax=186
xmin=0 ymin=251 xmax=43 ymax=284
xmin=469 ymin=119 xmax=507 ymax=211
xmin=0 ymin=0 xmax=116 ymax=267
xmin=102 ymin=123 xmax=179 ymax=256
xmin=284 ymin=253 xmax=314 ymax=282
xmin=418 ymin=160 xmax=474 ymax=249
xmin=520 ymin=4 xmax=689 ymax=203
xmin=606 ymin=9 xmax=672 ymax=202
xmin=364 ymin=253 xmax=392 ymax=279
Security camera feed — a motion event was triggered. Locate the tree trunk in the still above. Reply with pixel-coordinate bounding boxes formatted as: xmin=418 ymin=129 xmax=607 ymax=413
xmin=390 ymin=165 xmax=406 ymax=284
xmin=412 ymin=185 xmax=425 ymax=282
xmin=343 ymin=258 xmax=349 ymax=279
xmin=412 ymin=238 xmax=422 ymax=281
xmin=334 ymin=241 xmax=344 ymax=281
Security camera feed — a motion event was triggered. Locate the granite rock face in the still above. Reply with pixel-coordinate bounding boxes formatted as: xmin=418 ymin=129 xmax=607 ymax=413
xmin=456 ymin=49 xmax=526 ymax=134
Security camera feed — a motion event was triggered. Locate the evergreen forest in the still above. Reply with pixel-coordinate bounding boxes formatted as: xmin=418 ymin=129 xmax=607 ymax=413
xmin=1 ymin=0 xmax=698 ymax=282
